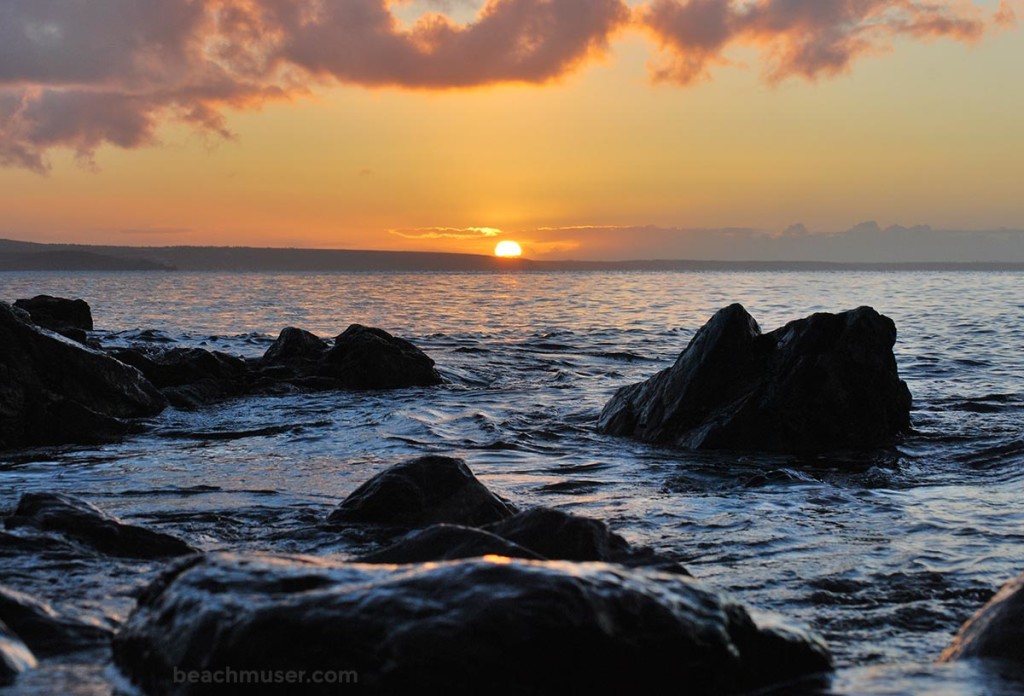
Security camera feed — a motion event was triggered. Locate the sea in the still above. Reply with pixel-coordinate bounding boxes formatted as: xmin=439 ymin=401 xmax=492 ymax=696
xmin=2 ymin=270 xmax=1024 ymax=695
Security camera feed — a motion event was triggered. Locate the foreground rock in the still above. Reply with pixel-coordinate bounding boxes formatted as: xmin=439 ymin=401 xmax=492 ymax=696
xmin=0 ymin=622 xmax=36 ymax=687
xmin=5 ymin=493 xmax=197 ymax=559
xmin=598 ymin=304 xmax=912 ymax=453
xmin=13 ymin=295 xmax=93 ymax=342
xmin=328 ymin=456 xmax=516 ymax=527
xmin=940 ymin=572 xmax=1024 ymax=664
xmin=0 ymin=303 xmax=167 ymax=450
xmin=0 ymin=585 xmax=111 ymax=657
xmin=113 ymin=553 xmax=831 ymax=694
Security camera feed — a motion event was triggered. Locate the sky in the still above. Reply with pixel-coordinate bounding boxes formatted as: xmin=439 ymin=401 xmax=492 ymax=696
xmin=0 ymin=0 xmax=1022 ymax=261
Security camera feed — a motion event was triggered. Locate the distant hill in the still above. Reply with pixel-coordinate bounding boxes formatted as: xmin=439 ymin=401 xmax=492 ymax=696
xmin=1 ymin=238 xmax=1023 ymax=272
xmin=0 ymin=250 xmax=173 ymax=271
xmin=0 ymin=239 xmax=527 ymax=272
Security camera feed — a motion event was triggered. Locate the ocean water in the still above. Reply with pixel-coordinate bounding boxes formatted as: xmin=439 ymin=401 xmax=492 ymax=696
xmin=2 ymin=270 xmax=1024 ymax=694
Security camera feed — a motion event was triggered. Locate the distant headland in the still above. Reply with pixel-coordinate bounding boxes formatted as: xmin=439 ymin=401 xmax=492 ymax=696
xmin=2 ymin=238 xmax=1023 ymax=272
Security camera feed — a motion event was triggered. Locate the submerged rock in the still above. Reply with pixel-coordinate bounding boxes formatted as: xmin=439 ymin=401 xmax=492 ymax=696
xmin=940 ymin=572 xmax=1024 ymax=664
xmin=4 ymin=493 xmax=197 ymax=560
xmin=0 ymin=302 xmax=167 ymax=450
xmin=328 ymin=456 xmax=516 ymax=527
xmin=318 ymin=324 xmax=442 ymax=389
xmin=0 ymin=585 xmax=111 ymax=657
xmin=112 ymin=553 xmax=832 ymax=695
xmin=0 ymin=621 xmax=36 ymax=687
xmin=358 ymin=524 xmax=543 ymax=564
xmin=597 ymin=304 xmax=912 ymax=453
xmin=13 ymin=295 xmax=93 ymax=342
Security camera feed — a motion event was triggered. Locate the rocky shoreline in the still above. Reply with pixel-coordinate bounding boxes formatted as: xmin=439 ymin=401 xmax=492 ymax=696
xmin=2 ymin=295 xmax=1020 ymax=692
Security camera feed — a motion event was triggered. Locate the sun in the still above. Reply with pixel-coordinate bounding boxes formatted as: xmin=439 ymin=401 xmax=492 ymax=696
xmin=494 ymin=240 xmax=523 ymax=258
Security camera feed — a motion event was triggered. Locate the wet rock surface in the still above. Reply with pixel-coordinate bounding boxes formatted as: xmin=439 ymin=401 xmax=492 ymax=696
xmin=598 ymin=304 xmax=912 ymax=453
xmin=341 ymin=459 xmax=687 ymax=571
xmin=358 ymin=522 xmax=544 ymax=564
xmin=0 ymin=621 xmax=36 ymax=687
xmin=316 ymin=324 xmax=442 ymax=389
xmin=0 ymin=302 xmax=167 ymax=450
xmin=0 ymin=585 xmax=111 ymax=657
xmin=4 ymin=493 xmax=197 ymax=560
xmin=940 ymin=572 xmax=1024 ymax=664
xmin=328 ymin=456 xmax=517 ymax=527
xmin=13 ymin=295 xmax=93 ymax=343
xmin=259 ymin=327 xmax=329 ymax=368
xmin=103 ymin=324 xmax=442 ymax=409
xmin=484 ymin=507 xmax=681 ymax=570
xmin=358 ymin=523 xmax=544 ymax=563
xmin=112 ymin=553 xmax=832 ymax=695
xmin=111 ymin=347 xmax=250 ymax=410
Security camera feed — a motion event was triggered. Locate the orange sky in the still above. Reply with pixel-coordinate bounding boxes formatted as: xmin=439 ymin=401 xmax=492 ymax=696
xmin=0 ymin=0 xmax=1021 ymax=260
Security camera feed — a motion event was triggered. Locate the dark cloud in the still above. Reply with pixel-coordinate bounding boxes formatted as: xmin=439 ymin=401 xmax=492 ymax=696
xmin=641 ymin=0 xmax=990 ymax=84
xmin=0 ymin=0 xmax=1009 ymax=172
xmin=0 ymin=0 xmax=285 ymax=173
xmin=264 ymin=0 xmax=629 ymax=88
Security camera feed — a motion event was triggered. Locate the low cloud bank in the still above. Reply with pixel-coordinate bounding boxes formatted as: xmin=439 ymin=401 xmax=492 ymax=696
xmin=520 ymin=222 xmax=1024 ymax=263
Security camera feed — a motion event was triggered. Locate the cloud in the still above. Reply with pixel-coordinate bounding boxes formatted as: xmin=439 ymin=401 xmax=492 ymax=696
xmin=995 ymin=0 xmax=1020 ymax=27
xmin=265 ymin=0 xmax=629 ymax=88
xmin=390 ymin=226 xmax=503 ymax=239
xmin=0 ymin=0 xmax=1011 ymax=172
xmin=0 ymin=0 xmax=291 ymax=173
xmin=640 ymin=0 xmax=991 ymax=84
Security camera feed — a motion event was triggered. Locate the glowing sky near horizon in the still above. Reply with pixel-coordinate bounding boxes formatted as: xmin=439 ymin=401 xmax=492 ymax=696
xmin=0 ymin=0 xmax=1021 ymax=260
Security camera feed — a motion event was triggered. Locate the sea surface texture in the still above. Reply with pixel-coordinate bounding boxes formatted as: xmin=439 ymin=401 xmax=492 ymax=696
xmin=2 ymin=270 xmax=1023 ymax=694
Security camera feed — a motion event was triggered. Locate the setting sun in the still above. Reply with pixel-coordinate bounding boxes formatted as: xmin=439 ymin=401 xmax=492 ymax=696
xmin=494 ymin=241 xmax=523 ymax=258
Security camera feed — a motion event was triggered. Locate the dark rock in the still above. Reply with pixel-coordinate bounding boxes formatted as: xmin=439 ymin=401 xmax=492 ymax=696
xmin=0 ymin=585 xmax=111 ymax=657
xmin=358 ymin=524 xmax=544 ymax=564
xmin=113 ymin=553 xmax=832 ymax=695
xmin=484 ymin=507 xmax=685 ymax=572
xmin=485 ymin=507 xmax=632 ymax=561
xmin=317 ymin=324 xmax=442 ymax=389
xmin=940 ymin=572 xmax=1024 ymax=664
xmin=0 ymin=302 xmax=167 ymax=450
xmin=0 ymin=621 xmax=36 ymax=687
xmin=109 ymin=325 xmax=441 ymax=406
xmin=597 ymin=304 xmax=912 ymax=453
xmin=261 ymin=327 xmax=329 ymax=368
xmin=4 ymin=493 xmax=197 ymax=560
xmin=13 ymin=295 xmax=93 ymax=339
xmin=112 ymin=347 xmax=249 ymax=409
xmin=0 ymin=531 xmax=76 ymax=556
xmin=328 ymin=456 xmax=516 ymax=528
